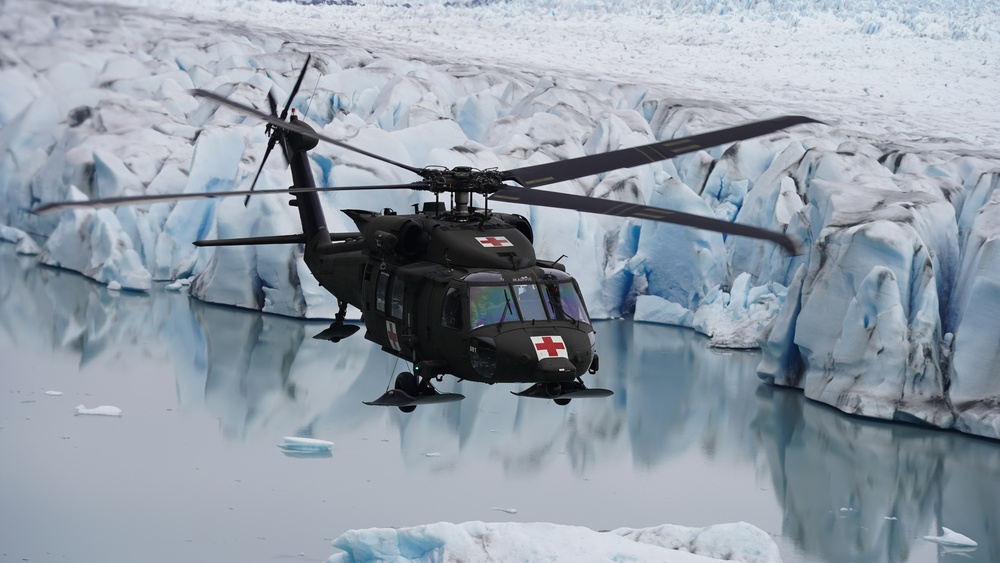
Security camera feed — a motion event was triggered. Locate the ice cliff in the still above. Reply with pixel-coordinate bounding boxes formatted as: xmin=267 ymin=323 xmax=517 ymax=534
xmin=1 ymin=0 xmax=998 ymax=439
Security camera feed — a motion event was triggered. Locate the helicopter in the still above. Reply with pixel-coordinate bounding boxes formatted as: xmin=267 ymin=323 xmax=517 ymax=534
xmin=35 ymin=55 xmax=816 ymax=412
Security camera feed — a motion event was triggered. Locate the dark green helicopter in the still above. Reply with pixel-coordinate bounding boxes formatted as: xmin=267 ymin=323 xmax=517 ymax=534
xmin=35 ymin=55 xmax=814 ymax=412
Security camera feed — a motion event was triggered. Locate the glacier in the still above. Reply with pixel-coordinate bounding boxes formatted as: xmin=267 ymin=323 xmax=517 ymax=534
xmin=1 ymin=0 xmax=999 ymax=459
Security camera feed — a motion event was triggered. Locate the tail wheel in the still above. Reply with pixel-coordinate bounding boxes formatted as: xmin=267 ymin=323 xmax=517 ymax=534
xmin=395 ymin=372 xmax=418 ymax=413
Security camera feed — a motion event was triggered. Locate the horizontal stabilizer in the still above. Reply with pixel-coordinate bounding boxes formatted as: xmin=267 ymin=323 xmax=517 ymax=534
xmin=193 ymin=234 xmax=307 ymax=247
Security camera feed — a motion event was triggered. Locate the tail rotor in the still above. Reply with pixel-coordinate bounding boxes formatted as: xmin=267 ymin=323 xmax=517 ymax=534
xmin=245 ymin=54 xmax=313 ymax=206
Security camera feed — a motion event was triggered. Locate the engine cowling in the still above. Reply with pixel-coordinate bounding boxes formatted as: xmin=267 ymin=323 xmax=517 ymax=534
xmin=493 ymin=213 xmax=533 ymax=243
xmin=364 ymin=216 xmax=430 ymax=258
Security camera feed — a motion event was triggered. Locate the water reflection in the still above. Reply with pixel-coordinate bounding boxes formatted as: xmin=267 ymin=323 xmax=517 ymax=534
xmin=3 ymin=243 xmax=999 ymax=563
xmin=755 ymin=385 xmax=1000 ymax=563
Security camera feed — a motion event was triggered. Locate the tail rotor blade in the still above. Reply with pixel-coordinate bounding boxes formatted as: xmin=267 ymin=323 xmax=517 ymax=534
xmin=267 ymin=88 xmax=279 ymax=118
xmin=245 ymin=136 xmax=279 ymax=206
xmin=280 ymin=53 xmax=312 ymax=120
xmin=192 ymin=88 xmax=425 ymax=176
xmin=247 ymin=56 xmax=313 ymax=208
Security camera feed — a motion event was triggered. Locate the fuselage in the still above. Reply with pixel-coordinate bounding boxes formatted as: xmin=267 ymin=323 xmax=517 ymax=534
xmin=302 ymin=209 xmax=596 ymax=384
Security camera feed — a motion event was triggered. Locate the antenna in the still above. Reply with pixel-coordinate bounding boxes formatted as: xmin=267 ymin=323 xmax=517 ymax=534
xmin=304 ymin=73 xmax=321 ymax=119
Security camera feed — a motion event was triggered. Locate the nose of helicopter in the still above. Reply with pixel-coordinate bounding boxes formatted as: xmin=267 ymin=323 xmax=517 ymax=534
xmin=488 ymin=327 xmax=594 ymax=383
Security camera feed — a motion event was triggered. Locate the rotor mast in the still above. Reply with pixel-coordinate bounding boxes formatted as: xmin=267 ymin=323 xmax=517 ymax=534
xmin=453 ymin=190 xmax=471 ymax=217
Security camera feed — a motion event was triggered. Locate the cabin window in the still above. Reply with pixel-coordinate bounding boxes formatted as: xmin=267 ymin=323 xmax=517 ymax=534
xmin=376 ymin=272 xmax=389 ymax=312
xmin=391 ymin=276 xmax=405 ymax=319
xmin=513 ymin=283 xmax=547 ymax=321
xmin=542 ymin=281 xmax=589 ymax=323
xmin=469 ymin=285 xmax=515 ymax=330
xmin=442 ymin=287 xmax=462 ymax=329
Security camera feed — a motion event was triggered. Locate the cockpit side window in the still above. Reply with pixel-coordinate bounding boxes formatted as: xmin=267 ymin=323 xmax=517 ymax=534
xmin=390 ymin=275 xmax=405 ymax=319
xmin=469 ymin=285 xmax=516 ymax=330
xmin=442 ymin=287 xmax=462 ymax=329
xmin=542 ymin=281 xmax=589 ymax=323
xmin=513 ymin=283 xmax=547 ymax=321
xmin=376 ymin=271 xmax=389 ymax=313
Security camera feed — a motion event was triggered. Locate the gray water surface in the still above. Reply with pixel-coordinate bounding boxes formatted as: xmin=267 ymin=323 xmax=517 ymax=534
xmin=1 ymin=244 xmax=998 ymax=563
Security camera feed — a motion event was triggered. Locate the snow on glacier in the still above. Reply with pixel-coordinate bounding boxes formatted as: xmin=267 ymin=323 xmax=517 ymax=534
xmin=1 ymin=0 xmax=999 ymax=457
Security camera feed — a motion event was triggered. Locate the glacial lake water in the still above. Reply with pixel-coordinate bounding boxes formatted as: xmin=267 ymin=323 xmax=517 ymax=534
xmin=1 ymin=242 xmax=998 ymax=563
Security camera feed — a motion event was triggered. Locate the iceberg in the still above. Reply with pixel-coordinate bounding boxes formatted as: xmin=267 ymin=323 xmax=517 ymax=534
xmin=922 ymin=526 xmax=978 ymax=548
xmin=328 ymin=521 xmax=781 ymax=563
xmin=278 ymin=436 xmax=334 ymax=450
xmin=278 ymin=436 xmax=334 ymax=457
xmin=75 ymin=404 xmax=123 ymax=416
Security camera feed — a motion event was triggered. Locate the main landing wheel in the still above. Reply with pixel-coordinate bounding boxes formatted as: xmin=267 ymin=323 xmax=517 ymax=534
xmin=545 ymin=383 xmax=571 ymax=406
xmin=395 ymin=371 xmax=418 ymax=413
xmin=554 ymin=381 xmax=584 ymax=406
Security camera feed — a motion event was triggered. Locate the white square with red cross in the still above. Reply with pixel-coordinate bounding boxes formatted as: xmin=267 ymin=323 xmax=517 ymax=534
xmin=530 ymin=335 xmax=568 ymax=360
xmin=386 ymin=320 xmax=401 ymax=351
xmin=475 ymin=236 xmax=513 ymax=248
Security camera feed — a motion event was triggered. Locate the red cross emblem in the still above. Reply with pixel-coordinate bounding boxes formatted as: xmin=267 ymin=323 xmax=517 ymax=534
xmin=386 ymin=320 xmax=401 ymax=351
xmin=476 ymin=236 xmax=513 ymax=247
xmin=531 ymin=335 xmax=567 ymax=360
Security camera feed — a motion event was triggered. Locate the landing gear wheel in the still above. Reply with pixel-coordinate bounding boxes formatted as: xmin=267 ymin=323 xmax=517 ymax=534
xmin=554 ymin=381 xmax=581 ymax=405
xmin=395 ymin=371 xmax=418 ymax=413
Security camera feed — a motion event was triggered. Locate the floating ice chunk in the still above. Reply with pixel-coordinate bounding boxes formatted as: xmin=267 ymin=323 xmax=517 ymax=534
xmin=45 ymin=391 xmax=63 ymax=396
xmin=75 ymin=405 xmax=122 ymax=416
xmin=280 ymin=437 xmax=333 ymax=449
xmin=491 ymin=507 xmax=518 ymax=514
xmin=331 ymin=521 xmax=782 ymax=563
xmin=922 ymin=527 xmax=977 ymax=547
xmin=277 ymin=437 xmax=333 ymax=456
xmin=165 ymin=277 xmax=193 ymax=291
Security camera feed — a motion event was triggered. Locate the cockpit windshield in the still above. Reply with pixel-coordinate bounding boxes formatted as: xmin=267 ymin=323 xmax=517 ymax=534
xmin=464 ymin=269 xmax=590 ymax=329
xmin=469 ymin=285 xmax=513 ymax=330
xmin=541 ymin=281 xmax=589 ymax=322
xmin=513 ymin=283 xmax=547 ymax=321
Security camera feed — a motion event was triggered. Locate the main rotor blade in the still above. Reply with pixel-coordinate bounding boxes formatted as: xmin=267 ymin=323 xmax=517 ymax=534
xmin=280 ymin=53 xmax=312 ymax=120
xmin=191 ymin=88 xmax=425 ymax=176
xmin=501 ymin=115 xmax=820 ymax=189
xmin=491 ymin=186 xmax=801 ymax=254
xmin=32 ymin=182 xmax=430 ymax=215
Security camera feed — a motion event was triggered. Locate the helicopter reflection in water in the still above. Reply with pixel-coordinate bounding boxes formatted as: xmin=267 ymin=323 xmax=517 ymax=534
xmin=2 ymin=243 xmax=999 ymax=563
